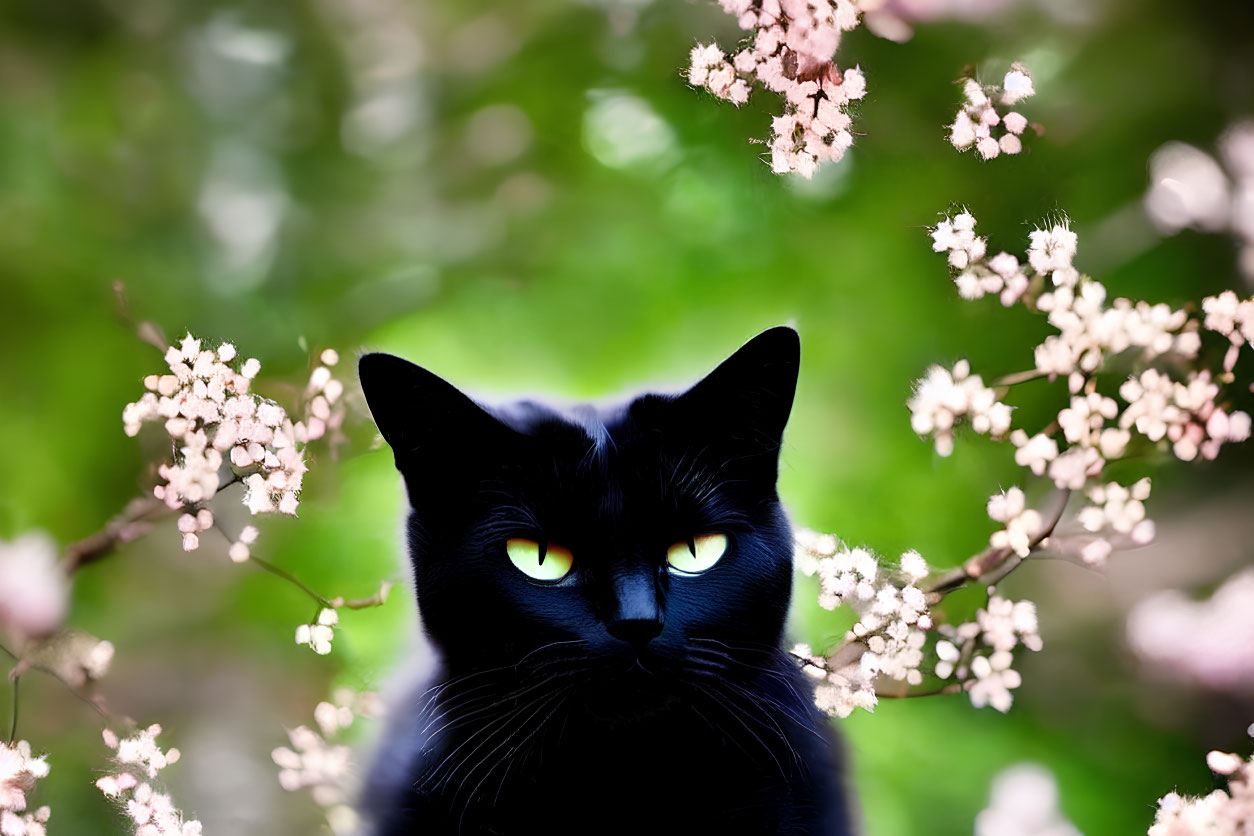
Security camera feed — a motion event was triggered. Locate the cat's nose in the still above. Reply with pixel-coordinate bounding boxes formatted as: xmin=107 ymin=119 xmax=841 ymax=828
xmin=608 ymin=616 xmax=663 ymax=647
xmin=607 ymin=567 xmax=663 ymax=648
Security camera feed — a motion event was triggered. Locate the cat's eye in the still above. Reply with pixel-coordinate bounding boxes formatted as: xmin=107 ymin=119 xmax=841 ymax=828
xmin=666 ymin=533 xmax=728 ymax=575
xmin=506 ymin=538 xmax=574 ymax=582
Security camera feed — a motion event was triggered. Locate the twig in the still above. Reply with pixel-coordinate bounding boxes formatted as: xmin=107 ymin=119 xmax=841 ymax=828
xmin=874 ymin=682 xmax=963 ymax=699
xmin=248 ymin=556 xmax=335 ymax=609
xmin=63 ymin=475 xmax=248 ymax=575
xmin=62 ymin=496 xmax=170 ymax=574
xmin=813 ymin=488 xmax=1073 ymax=696
xmin=210 ymin=522 xmax=391 ymax=613
xmin=334 ymin=582 xmax=395 ymax=610
xmin=8 ymin=676 xmax=17 ymax=743
xmin=112 ymin=280 xmax=167 ymax=352
xmin=992 ymin=368 xmax=1050 ymax=387
xmin=0 ymin=646 xmax=110 ymax=721
xmin=924 ymin=488 xmax=1071 ymax=601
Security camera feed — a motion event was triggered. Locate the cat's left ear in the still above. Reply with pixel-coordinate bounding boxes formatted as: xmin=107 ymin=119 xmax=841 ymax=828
xmin=674 ymin=325 xmax=800 ymax=458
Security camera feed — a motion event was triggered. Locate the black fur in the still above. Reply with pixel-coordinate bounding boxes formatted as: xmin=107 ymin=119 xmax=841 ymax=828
xmin=357 ymin=327 xmax=856 ymax=835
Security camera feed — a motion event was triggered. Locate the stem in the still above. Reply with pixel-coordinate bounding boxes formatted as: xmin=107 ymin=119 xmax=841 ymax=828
xmin=248 ymin=556 xmax=334 ymax=609
xmin=8 ymin=676 xmax=17 ymax=743
xmin=0 ymin=642 xmax=110 ymax=722
xmin=210 ymin=523 xmax=391 ymax=613
xmin=112 ymin=280 xmax=168 ymax=352
xmin=336 ymin=582 xmax=395 ymax=610
xmin=875 ymin=682 xmax=963 ymax=699
xmin=63 ymin=475 xmax=250 ymax=575
xmin=62 ymin=495 xmax=171 ymax=574
xmin=817 ymin=488 xmax=1073 ymax=697
xmin=992 ymin=369 xmax=1049 ymax=387
xmin=925 ymin=488 xmax=1071 ymax=600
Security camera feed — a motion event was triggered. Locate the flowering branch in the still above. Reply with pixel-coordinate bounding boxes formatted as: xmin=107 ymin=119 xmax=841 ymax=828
xmin=1144 ymin=120 xmax=1254 ymax=284
xmin=1 ymin=640 xmax=113 ymax=724
xmin=115 ymin=335 xmax=390 ymax=653
xmin=1149 ymin=727 xmax=1254 ymax=831
xmin=949 ymin=63 xmax=1038 ymax=160
xmin=794 ymin=208 xmax=1254 ymax=721
xmin=271 ymin=689 xmax=382 ymax=834
xmin=0 ymin=328 xmax=391 ymax=833
xmin=61 ymin=497 xmax=170 ymax=575
xmin=689 ymin=0 xmax=868 ymax=177
xmin=7 ymin=678 xmax=17 ymax=745
xmin=925 ymin=488 xmax=1071 ymax=598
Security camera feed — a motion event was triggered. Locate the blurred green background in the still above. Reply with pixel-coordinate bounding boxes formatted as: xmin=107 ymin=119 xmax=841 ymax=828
xmin=2 ymin=0 xmax=1253 ymax=832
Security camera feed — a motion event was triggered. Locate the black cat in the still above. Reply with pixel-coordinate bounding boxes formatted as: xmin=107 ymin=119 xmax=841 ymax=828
xmin=356 ymin=327 xmax=856 ymax=835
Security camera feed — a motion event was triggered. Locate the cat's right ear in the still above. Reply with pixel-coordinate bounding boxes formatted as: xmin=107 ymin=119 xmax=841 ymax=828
xmin=358 ymin=353 xmax=506 ymax=470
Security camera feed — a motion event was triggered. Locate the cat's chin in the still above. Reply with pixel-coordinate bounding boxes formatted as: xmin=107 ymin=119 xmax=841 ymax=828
xmin=572 ymin=655 xmax=685 ymax=724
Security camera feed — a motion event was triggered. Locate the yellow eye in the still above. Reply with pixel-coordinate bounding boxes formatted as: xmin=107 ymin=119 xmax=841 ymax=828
xmin=666 ymin=533 xmax=727 ymax=575
xmin=506 ymin=538 xmax=574 ymax=582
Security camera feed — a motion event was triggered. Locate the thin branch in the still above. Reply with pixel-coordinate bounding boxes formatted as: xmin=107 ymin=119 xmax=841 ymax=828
xmin=210 ymin=521 xmax=391 ymax=613
xmin=112 ymin=280 xmax=168 ymax=352
xmin=812 ymin=488 xmax=1073 ymax=701
xmin=248 ymin=556 xmax=335 ymax=609
xmin=8 ymin=675 xmax=17 ymax=743
xmin=334 ymin=582 xmax=395 ymax=610
xmin=925 ymin=488 xmax=1071 ymax=600
xmin=874 ymin=682 xmax=963 ymax=699
xmin=63 ymin=475 xmax=249 ymax=575
xmin=0 ymin=642 xmax=111 ymax=723
xmin=992 ymin=368 xmax=1050 ymax=387
xmin=62 ymin=495 xmax=170 ymax=574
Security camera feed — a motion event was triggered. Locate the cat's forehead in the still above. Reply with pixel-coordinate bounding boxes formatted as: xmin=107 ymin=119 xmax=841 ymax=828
xmin=489 ymin=393 xmax=682 ymax=469
xmin=477 ymin=394 xmax=743 ymax=532
xmin=489 ymin=392 xmax=646 ymax=436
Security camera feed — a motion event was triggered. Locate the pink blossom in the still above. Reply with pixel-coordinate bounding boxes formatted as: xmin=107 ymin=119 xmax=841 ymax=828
xmin=690 ymin=0 xmax=867 ymax=177
xmin=975 ymin=763 xmax=1080 ymax=836
xmin=0 ymin=740 xmax=49 ymax=816
xmin=0 ymin=533 xmax=68 ymax=640
xmin=949 ymin=63 xmax=1036 ymax=159
xmin=1128 ymin=569 xmax=1254 ymax=693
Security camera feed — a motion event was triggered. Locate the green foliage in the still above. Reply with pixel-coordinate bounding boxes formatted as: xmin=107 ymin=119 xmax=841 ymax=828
xmin=1 ymin=0 xmax=1251 ymax=832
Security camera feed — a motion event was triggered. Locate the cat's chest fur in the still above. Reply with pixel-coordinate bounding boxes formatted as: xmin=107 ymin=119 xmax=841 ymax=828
xmin=364 ymin=663 xmax=851 ymax=835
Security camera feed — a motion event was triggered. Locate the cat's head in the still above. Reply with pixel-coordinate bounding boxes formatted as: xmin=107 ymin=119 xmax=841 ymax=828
xmin=358 ymin=327 xmax=800 ymax=690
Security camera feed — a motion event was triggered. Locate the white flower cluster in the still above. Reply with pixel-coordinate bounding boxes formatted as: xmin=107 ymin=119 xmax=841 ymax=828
xmin=303 ymin=349 xmax=347 ymax=446
xmin=949 ymin=64 xmax=1035 ymax=160
xmin=97 ymin=726 xmax=202 ymax=836
xmin=794 ymin=532 xmax=933 ymax=717
xmin=1127 ymin=569 xmax=1254 ymax=694
xmin=935 ymin=594 xmax=1042 ymax=713
xmin=1145 ymin=120 xmax=1254 ymax=284
xmin=794 ymin=642 xmax=877 ymax=719
xmin=908 ymin=359 xmax=1012 ymax=456
xmin=1150 ymin=728 xmax=1254 ymax=835
xmin=934 ymin=211 xmax=1209 ymax=397
xmin=1203 ymin=290 xmax=1254 ymax=374
xmin=974 ymin=763 xmax=1081 ymax=836
xmin=0 ymin=741 xmax=51 ymax=836
xmin=1119 ymin=369 xmax=1251 ymax=463
xmin=928 ymin=210 xmax=1253 ymax=563
xmin=0 ymin=532 xmax=67 ymax=641
xmin=272 ymin=690 xmax=379 ymax=835
xmin=689 ymin=0 xmax=868 ymax=177
xmin=987 ymin=487 xmax=1042 ymax=557
xmin=175 ymin=509 xmax=214 ymax=553
xmin=273 ymin=727 xmax=352 ymax=806
xmin=295 ymin=608 xmax=339 ymax=655
xmin=857 ymin=0 xmax=1013 ymax=43
xmin=1073 ymin=478 xmax=1155 ymax=566
xmin=121 ymin=335 xmax=309 ymax=533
